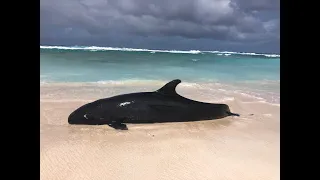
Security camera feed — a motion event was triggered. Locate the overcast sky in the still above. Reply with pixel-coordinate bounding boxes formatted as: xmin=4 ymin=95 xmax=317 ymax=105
xmin=40 ymin=0 xmax=280 ymax=54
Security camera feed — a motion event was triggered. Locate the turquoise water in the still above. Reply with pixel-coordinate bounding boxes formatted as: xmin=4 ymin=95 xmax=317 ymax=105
xmin=40 ymin=46 xmax=279 ymax=83
xmin=40 ymin=46 xmax=280 ymax=103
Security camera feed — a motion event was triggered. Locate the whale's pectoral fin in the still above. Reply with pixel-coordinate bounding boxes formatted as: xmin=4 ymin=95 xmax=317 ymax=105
xmin=156 ymin=79 xmax=181 ymax=96
xmin=108 ymin=118 xmax=128 ymax=130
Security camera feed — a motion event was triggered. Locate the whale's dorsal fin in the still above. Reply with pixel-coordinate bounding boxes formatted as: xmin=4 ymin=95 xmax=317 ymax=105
xmin=156 ymin=79 xmax=181 ymax=96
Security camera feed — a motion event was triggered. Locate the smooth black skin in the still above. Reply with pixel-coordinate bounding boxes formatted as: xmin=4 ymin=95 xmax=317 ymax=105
xmin=68 ymin=79 xmax=240 ymax=130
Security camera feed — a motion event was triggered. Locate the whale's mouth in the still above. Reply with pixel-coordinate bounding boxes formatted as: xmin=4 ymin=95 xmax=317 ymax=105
xmin=226 ymin=111 xmax=240 ymax=117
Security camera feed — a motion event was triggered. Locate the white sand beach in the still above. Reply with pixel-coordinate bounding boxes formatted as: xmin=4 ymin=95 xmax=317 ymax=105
xmin=40 ymin=82 xmax=280 ymax=180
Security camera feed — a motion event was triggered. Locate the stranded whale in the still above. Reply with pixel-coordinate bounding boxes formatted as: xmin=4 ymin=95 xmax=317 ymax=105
xmin=68 ymin=79 xmax=239 ymax=130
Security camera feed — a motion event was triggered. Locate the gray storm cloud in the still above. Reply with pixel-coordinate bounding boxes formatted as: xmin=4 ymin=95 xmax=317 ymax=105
xmin=40 ymin=0 xmax=279 ymax=43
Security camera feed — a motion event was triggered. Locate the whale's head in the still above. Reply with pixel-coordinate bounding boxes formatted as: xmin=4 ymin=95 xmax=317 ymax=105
xmin=68 ymin=101 xmax=106 ymax=125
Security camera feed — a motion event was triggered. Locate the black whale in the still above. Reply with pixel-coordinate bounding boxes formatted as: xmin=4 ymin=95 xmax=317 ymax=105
xmin=68 ymin=79 xmax=239 ymax=130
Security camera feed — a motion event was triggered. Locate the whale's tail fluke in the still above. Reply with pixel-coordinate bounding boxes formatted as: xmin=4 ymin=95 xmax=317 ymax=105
xmin=226 ymin=111 xmax=240 ymax=117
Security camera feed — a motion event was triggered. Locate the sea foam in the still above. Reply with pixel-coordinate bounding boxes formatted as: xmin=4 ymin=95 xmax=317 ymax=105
xmin=40 ymin=45 xmax=280 ymax=58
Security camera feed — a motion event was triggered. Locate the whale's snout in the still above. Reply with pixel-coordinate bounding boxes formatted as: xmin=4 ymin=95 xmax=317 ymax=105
xmin=68 ymin=110 xmax=80 ymax=124
xmin=68 ymin=107 xmax=104 ymax=125
xmin=68 ymin=109 xmax=89 ymax=124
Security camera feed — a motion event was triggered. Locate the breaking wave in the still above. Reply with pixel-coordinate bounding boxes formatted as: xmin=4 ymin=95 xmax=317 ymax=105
xmin=40 ymin=45 xmax=280 ymax=58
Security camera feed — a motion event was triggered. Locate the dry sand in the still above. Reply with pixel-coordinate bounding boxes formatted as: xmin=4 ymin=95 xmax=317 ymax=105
xmin=40 ymin=83 xmax=280 ymax=180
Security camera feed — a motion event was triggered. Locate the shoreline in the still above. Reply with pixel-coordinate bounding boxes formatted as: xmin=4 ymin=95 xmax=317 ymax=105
xmin=40 ymin=80 xmax=280 ymax=105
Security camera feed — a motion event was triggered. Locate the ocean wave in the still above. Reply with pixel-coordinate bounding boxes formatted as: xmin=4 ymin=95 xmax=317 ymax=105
xmin=40 ymin=45 xmax=201 ymax=54
xmin=206 ymin=50 xmax=280 ymax=57
xmin=40 ymin=45 xmax=280 ymax=58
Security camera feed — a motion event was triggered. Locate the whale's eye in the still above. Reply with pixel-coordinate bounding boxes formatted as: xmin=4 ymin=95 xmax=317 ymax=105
xmin=83 ymin=113 xmax=96 ymax=120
